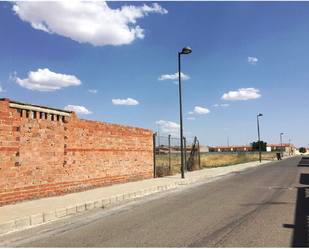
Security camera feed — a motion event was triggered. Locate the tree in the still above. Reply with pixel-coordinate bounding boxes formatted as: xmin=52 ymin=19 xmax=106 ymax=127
xmin=299 ymin=147 xmax=307 ymax=153
xmin=250 ymin=141 xmax=267 ymax=151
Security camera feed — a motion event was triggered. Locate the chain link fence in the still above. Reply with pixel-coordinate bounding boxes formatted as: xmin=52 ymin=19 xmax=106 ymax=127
xmin=187 ymin=136 xmax=201 ymax=171
xmin=153 ymin=133 xmax=200 ymax=177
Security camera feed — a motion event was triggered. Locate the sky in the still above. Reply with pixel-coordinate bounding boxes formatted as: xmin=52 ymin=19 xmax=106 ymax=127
xmin=0 ymin=1 xmax=309 ymax=148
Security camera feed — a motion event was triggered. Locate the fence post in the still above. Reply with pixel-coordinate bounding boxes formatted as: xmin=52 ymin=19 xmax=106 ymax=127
xmin=184 ymin=137 xmax=187 ymax=171
xmin=153 ymin=132 xmax=157 ymax=178
xmin=197 ymin=139 xmax=200 ymax=168
xmin=168 ymin=135 xmax=171 ymax=173
xmin=158 ymin=132 xmax=160 ymax=157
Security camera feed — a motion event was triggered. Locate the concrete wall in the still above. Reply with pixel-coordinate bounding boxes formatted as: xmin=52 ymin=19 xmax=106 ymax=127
xmin=0 ymin=98 xmax=153 ymax=206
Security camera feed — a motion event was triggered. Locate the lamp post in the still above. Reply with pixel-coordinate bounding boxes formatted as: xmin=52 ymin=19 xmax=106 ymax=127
xmin=280 ymin=133 xmax=283 ymax=158
xmin=158 ymin=123 xmax=160 ymax=157
xmin=257 ymin=114 xmax=263 ymax=162
xmin=178 ymin=46 xmax=192 ymax=179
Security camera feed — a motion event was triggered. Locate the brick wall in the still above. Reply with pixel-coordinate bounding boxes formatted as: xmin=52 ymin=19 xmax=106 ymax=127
xmin=0 ymin=98 xmax=153 ymax=206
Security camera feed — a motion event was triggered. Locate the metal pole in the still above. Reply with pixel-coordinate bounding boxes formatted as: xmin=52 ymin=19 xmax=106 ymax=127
xmin=280 ymin=133 xmax=283 ymax=158
xmin=158 ymin=123 xmax=160 ymax=157
xmin=177 ymin=46 xmax=191 ymax=178
xmin=257 ymin=115 xmax=261 ymax=162
xmin=153 ymin=132 xmax=157 ymax=178
xmin=198 ymin=139 xmax=200 ymax=169
xmin=179 ymin=52 xmax=184 ymax=178
xmin=184 ymin=137 xmax=187 ymax=171
xmin=168 ymin=135 xmax=171 ymax=173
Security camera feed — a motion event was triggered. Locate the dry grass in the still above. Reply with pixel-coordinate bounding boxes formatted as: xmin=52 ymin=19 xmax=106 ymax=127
xmin=155 ymin=154 xmax=186 ymax=177
xmin=155 ymin=165 xmax=182 ymax=177
xmin=155 ymin=154 xmax=182 ymax=166
xmin=201 ymin=152 xmax=277 ymax=168
xmin=155 ymin=152 xmax=277 ymax=177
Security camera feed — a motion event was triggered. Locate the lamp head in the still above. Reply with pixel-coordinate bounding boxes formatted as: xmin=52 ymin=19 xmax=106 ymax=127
xmin=258 ymin=114 xmax=263 ymax=117
xmin=181 ymin=46 xmax=192 ymax=54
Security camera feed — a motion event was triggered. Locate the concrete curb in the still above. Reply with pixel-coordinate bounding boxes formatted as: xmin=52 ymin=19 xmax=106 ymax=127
xmin=0 ymin=159 xmax=274 ymax=235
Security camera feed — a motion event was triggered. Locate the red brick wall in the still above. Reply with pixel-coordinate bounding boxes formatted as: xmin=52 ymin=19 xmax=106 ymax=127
xmin=0 ymin=98 xmax=153 ymax=206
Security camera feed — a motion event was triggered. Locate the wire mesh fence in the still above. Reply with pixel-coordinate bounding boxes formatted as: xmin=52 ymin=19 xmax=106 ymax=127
xmin=153 ymin=133 xmax=200 ymax=177
xmin=187 ymin=136 xmax=201 ymax=171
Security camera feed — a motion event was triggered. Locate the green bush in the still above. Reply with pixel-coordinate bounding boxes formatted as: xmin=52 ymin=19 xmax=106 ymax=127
xmin=299 ymin=147 xmax=307 ymax=153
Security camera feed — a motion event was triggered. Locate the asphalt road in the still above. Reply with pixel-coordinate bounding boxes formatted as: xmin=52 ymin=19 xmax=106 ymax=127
xmin=1 ymin=156 xmax=308 ymax=247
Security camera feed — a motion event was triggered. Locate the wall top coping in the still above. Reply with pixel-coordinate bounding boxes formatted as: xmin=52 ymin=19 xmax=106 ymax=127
xmin=0 ymin=98 xmax=73 ymax=117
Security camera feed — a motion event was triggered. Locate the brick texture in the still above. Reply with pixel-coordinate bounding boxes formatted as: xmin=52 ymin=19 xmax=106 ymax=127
xmin=0 ymin=98 xmax=153 ymax=206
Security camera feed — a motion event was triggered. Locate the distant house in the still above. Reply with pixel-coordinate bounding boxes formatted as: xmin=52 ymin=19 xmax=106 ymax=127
xmin=267 ymin=143 xmax=295 ymax=155
xmin=215 ymin=145 xmax=252 ymax=152
xmin=155 ymin=141 xmax=295 ymax=155
xmin=155 ymin=145 xmax=212 ymax=154
xmin=199 ymin=146 xmax=212 ymax=153
xmin=214 ymin=143 xmax=295 ymax=155
xmin=208 ymin=146 xmax=216 ymax=152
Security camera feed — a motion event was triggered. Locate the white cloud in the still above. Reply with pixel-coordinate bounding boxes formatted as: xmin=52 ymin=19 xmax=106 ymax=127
xmin=187 ymin=117 xmax=195 ymax=120
xmin=64 ymin=105 xmax=92 ymax=114
xmin=221 ymin=88 xmax=261 ymax=101
xmin=155 ymin=120 xmax=180 ymax=137
xmin=213 ymin=104 xmax=229 ymax=107
xmin=158 ymin=72 xmax=190 ymax=81
xmin=189 ymin=106 xmax=210 ymax=115
xmin=12 ymin=1 xmax=168 ymax=46
xmin=88 ymin=90 xmax=98 ymax=93
xmin=13 ymin=68 xmax=81 ymax=91
xmin=112 ymin=98 xmax=139 ymax=105
xmin=9 ymin=71 xmax=17 ymax=81
xmin=247 ymin=57 xmax=258 ymax=65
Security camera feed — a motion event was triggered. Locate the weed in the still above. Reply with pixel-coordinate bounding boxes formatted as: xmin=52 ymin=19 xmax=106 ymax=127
xmin=200 ymin=153 xmax=276 ymax=168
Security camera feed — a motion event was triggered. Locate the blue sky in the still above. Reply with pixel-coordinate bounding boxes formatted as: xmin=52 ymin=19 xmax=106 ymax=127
xmin=0 ymin=1 xmax=308 ymax=148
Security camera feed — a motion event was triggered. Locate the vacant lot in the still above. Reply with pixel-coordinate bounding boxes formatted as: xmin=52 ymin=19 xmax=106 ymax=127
xmin=200 ymin=152 xmax=277 ymax=168
xmin=155 ymin=152 xmax=277 ymax=177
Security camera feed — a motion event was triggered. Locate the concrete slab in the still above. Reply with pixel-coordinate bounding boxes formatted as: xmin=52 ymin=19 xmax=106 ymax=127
xmin=55 ymin=208 xmax=67 ymax=218
xmin=15 ymin=216 xmax=30 ymax=230
xmin=43 ymin=211 xmax=56 ymax=222
xmin=30 ymin=213 xmax=43 ymax=226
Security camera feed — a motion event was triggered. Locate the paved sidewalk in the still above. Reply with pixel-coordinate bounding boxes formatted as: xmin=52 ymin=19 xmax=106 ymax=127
xmin=0 ymin=160 xmax=273 ymax=235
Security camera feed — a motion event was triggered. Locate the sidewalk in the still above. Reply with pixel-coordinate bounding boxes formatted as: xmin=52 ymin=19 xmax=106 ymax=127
xmin=0 ymin=160 xmax=272 ymax=235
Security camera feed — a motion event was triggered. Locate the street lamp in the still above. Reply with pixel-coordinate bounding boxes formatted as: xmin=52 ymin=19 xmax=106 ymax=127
xmin=178 ymin=46 xmax=192 ymax=179
xmin=257 ymin=114 xmax=263 ymax=162
xmin=158 ymin=123 xmax=160 ymax=157
xmin=280 ymin=133 xmax=283 ymax=158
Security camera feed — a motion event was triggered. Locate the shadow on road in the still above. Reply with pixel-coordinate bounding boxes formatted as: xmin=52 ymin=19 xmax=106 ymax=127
xmin=288 ymin=186 xmax=309 ymax=247
xmin=297 ymin=157 xmax=309 ymax=167
xmin=283 ymin=157 xmax=309 ymax=247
